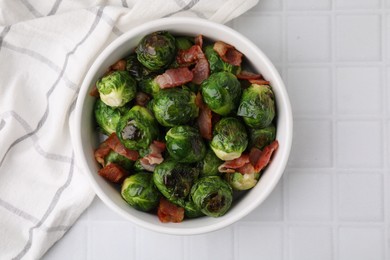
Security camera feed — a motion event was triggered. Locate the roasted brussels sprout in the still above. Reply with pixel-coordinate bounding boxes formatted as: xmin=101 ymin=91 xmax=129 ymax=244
xmin=210 ymin=117 xmax=248 ymax=160
xmin=105 ymin=151 xmax=134 ymax=171
xmin=175 ymin=36 xmax=193 ymax=50
xmin=198 ymin=149 xmax=223 ymax=177
xmin=184 ymin=200 xmax=204 ymax=218
xmin=204 ymin=45 xmax=241 ymax=75
xmin=138 ymin=78 xmax=160 ymax=96
xmin=125 ymin=54 xmax=155 ymax=81
xmin=165 ymin=126 xmax=206 ymax=163
xmin=96 ymin=70 xmax=137 ymax=108
xmin=152 ymin=88 xmax=199 ymax=127
xmin=190 ymin=176 xmax=233 ymax=217
xmin=249 ymin=125 xmax=276 ymax=150
xmin=94 ymin=99 xmax=122 ymax=135
xmin=201 ymin=71 xmax=241 ymax=116
xmin=121 ymin=172 xmax=160 ymax=211
xmin=136 ymin=31 xmax=176 ymax=71
xmin=237 ymin=84 xmax=275 ymax=128
xmin=153 ymin=160 xmax=199 ymax=207
xmin=116 ymin=105 xmax=158 ymax=150
xmin=226 ymin=172 xmax=260 ymax=190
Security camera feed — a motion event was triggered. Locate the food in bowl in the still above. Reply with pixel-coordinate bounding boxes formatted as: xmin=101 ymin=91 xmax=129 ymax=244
xmin=90 ymin=30 xmax=279 ymax=223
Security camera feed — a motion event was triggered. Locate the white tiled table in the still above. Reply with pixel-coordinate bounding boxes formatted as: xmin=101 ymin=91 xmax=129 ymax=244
xmin=44 ymin=0 xmax=390 ymax=259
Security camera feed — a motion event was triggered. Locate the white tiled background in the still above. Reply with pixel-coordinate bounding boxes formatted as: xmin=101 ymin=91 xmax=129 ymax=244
xmin=44 ymin=0 xmax=390 ymax=259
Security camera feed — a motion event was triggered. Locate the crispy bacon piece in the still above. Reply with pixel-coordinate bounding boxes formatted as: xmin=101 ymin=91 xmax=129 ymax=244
xmin=105 ymin=133 xmax=139 ymax=161
xmin=177 ymin=45 xmax=210 ymax=84
xmin=218 ymin=154 xmax=250 ymax=173
xmin=157 ymin=198 xmax=185 ymax=223
xmin=249 ymin=79 xmax=270 ymax=85
xmin=250 ymin=140 xmax=279 ymax=172
xmin=194 ymin=34 xmax=203 ymax=48
xmin=109 ymin=59 xmax=126 ymax=71
xmin=98 ymin=163 xmax=127 ymax=183
xmin=139 ymin=140 xmax=166 ymax=172
xmin=89 ymin=85 xmax=99 ymax=97
xmin=135 ymin=91 xmax=150 ymax=107
xmin=177 ymin=45 xmax=203 ymax=64
xmin=192 ymin=57 xmax=209 ymax=85
xmin=237 ymin=71 xmax=262 ymax=80
xmin=155 ymin=67 xmax=193 ymax=89
xmin=213 ymin=41 xmax=243 ymax=66
xmin=94 ymin=142 xmax=111 ymax=166
xmin=195 ymin=92 xmax=213 ymax=140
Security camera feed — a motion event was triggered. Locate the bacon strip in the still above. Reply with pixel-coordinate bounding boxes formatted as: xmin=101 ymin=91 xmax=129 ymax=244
xmin=250 ymin=140 xmax=279 ymax=172
xmin=158 ymin=198 xmax=185 ymax=223
xmin=109 ymin=59 xmax=126 ymax=71
xmin=155 ymin=67 xmax=193 ymax=89
xmin=98 ymin=163 xmax=127 ymax=183
xmin=89 ymin=84 xmax=99 ymax=97
xmin=192 ymin=57 xmax=209 ymax=85
xmin=94 ymin=142 xmax=111 ymax=166
xmin=177 ymin=45 xmax=203 ymax=64
xmin=195 ymin=92 xmax=212 ymax=140
xmin=194 ymin=34 xmax=203 ymax=48
xmin=218 ymin=154 xmax=250 ymax=173
xmin=249 ymin=79 xmax=270 ymax=85
xmin=105 ymin=133 xmax=139 ymax=161
xmin=177 ymin=45 xmax=210 ymax=84
xmin=139 ymin=140 xmax=166 ymax=172
xmin=213 ymin=41 xmax=243 ymax=66
xmin=237 ymin=71 xmax=262 ymax=80
xmin=135 ymin=91 xmax=150 ymax=107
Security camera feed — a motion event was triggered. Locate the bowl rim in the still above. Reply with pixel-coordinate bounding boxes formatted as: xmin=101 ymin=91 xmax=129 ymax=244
xmin=73 ymin=17 xmax=293 ymax=235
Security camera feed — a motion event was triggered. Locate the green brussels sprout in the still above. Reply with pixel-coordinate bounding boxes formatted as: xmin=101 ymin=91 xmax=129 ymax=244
xmin=210 ymin=117 xmax=248 ymax=160
xmin=165 ymin=126 xmax=206 ymax=163
xmin=198 ymin=149 xmax=223 ymax=177
xmin=94 ymin=99 xmax=122 ymax=135
xmin=125 ymin=54 xmax=156 ymax=81
xmin=121 ymin=172 xmax=160 ymax=211
xmin=201 ymin=71 xmax=241 ymax=116
xmin=116 ymin=105 xmax=158 ymax=150
xmin=226 ymin=172 xmax=260 ymax=190
xmin=184 ymin=199 xmax=204 ymax=218
xmin=152 ymin=88 xmax=199 ymax=127
xmin=153 ymin=160 xmax=199 ymax=207
xmin=96 ymin=70 xmax=137 ymax=108
xmin=204 ymin=45 xmax=241 ymax=75
xmin=139 ymin=78 xmax=160 ymax=96
xmin=249 ymin=125 xmax=276 ymax=150
xmin=237 ymin=84 xmax=276 ymax=128
xmin=133 ymin=159 xmax=145 ymax=172
xmin=135 ymin=31 xmax=176 ymax=71
xmin=105 ymin=151 xmax=134 ymax=171
xmin=175 ymin=36 xmax=193 ymax=50
xmin=190 ymin=176 xmax=233 ymax=217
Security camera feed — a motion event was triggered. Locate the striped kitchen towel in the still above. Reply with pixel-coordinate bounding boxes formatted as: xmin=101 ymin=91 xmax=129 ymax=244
xmin=0 ymin=0 xmax=258 ymax=259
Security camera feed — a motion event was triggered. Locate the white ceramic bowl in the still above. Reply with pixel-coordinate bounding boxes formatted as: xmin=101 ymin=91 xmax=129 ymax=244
xmin=73 ymin=17 xmax=292 ymax=235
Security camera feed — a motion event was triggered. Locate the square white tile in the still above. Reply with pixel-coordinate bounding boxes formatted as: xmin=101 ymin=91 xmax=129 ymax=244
xmin=335 ymin=0 xmax=381 ymax=9
xmin=336 ymin=67 xmax=382 ymax=115
xmin=185 ymin=227 xmax=233 ymax=260
xmin=336 ymin=15 xmax=381 ymax=61
xmin=338 ymin=227 xmax=385 ymax=260
xmin=287 ymin=171 xmax=332 ymax=221
xmin=289 ymin=120 xmax=333 ymax=168
xmin=336 ymin=121 xmax=383 ymax=168
xmin=234 ymin=15 xmax=282 ymax=62
xmin=287 ymin=67 xmax=332 ymax=116
xmin=289 ymin=226 xmax=333 ymax=260
xmin=287 ymin=15 xmax=331 ymax=62
xmin=387 ymin=67 xmax=390 ymax=114
xmin=387 ymin=16 xmax=390 ymax=61
xmin=243 ymin=180 xmax=283 ymax=221
xmin=87 ymin=197 xmax=126 ymax=222
xmin=89 ymin=223 xmax=136 ymax=260
xmin=286 ymin=0 xmax=331 ymax=10
xmin=338 ymin=172 xmax=384 ymax=221
xmin=253 ymin=0 xmax=282 ymax=11
xmin=236 ymin=224 xmax=283 ymax=260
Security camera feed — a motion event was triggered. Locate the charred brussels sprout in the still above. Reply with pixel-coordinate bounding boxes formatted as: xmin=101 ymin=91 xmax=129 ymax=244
xmin=105 ymin=151 xmax=134 ymax=171
xmin=96 ymin=70 xmax=137 ymax=108
xmin=210 ymin=117 xmax=248 ymax=160
xmin=116 ymin=105 xmax=158 ymax=150
xmin=198 ymin=149 xmax=223 ymax=177
xmin=237 ymin=84 xmax=275 ymax=128
xmin=94 ymin=99 xmax=122 ymax=135
xmin=152 ymin=88 xmax=199 ymax=127
xmin=184 ymin=200 xmax=204 ymax=218
xmin=249 ymin=125 xmax=276 ymax=150
xmin=190 ymin=176 xmax=233 ymax=217
xmin=153 ymin=160 xmax=199 ymax=207
xmin=125 ymin=54 xmax=156 ymax=81
xmin=201 ymin=71 xmax=241 ymax=116
xmin=121 ymin=172 xmax=160 ymax=211
xmin=204 ymin=45 xmax=241 ymax=75
xmin=136 ymin=31 xmax=176 ymax=71
xmin=165 ymin=126 xmax=206 ymax=163
xmin=226 ymin=172 xmax=260 ymax=191
xmin=139 ymin=78 xmax=160 ymax=96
